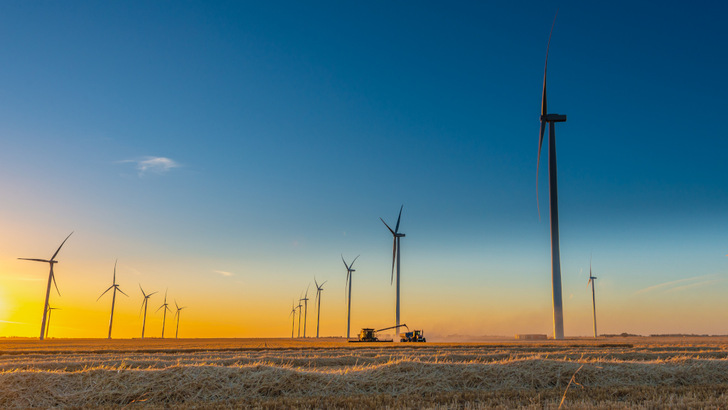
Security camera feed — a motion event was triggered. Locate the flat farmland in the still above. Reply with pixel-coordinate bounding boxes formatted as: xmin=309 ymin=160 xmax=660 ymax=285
xmin=1 ymin=337 xmax=728 ymax=408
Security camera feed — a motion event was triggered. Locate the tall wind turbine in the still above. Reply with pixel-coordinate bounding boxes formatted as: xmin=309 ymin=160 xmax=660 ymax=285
xmin=18 ymin=231 xmax=73 ymax=340
xmin=314 ymin=278 xmax=327 ymax=338
xmin=157 ymin=289 xmax=171 ymax=338
xmin=44 ymin=305 xmax=59 ymax=339
xmin=537 ymin=13 xmax=567 ymax=340
xmin=301 ymin=285 xmax=310 ymax=338
xmin=587 ymin=255 xmax=598 ymax=338
xmin=97 ymin=260 xmax=128 ymax=339
xmin=342 ymin=254 xmax=359 ymax=339
xmin=381 ymin=205 xmax=405 ymax=332
xmin=174 ymin=300 xmax=186 ymax=339
xmin=296 ymin=298 xmax=303 ymax=338
xmin=289 ymin=302 xmax=297 ymax=339
xmin=139 ymin=285 xmax=157 ymax=339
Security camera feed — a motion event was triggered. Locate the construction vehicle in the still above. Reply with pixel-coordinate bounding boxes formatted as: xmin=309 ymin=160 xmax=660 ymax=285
xmin=350 ymin=324 xmax=409 ymax=342
xmin=400 ymin=329 xmax=426 ymax=342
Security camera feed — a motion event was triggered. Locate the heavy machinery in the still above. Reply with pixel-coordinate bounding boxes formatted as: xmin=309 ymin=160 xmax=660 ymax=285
xmin=350 ymin=324 xmax=409 ymax=342
xmin=400 ymin=329 xmax=426 ymax=342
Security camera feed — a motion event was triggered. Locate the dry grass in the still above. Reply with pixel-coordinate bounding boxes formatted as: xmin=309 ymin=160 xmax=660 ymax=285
xmin=1 ymin=337 xmax=728 ymax=408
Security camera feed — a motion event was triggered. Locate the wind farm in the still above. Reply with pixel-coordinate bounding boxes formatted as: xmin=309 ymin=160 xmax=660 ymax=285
xmin=1 ymin=2 xmax=727 ymax=408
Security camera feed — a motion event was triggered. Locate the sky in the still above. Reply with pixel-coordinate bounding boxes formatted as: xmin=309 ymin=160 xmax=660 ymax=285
xmin=0 ymin=1 xmax=727 ymax=340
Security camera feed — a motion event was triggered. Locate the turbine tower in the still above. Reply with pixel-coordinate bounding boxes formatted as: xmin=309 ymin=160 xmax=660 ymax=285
xmin=587 ymin=256 xmax=598 ymax=338
xmin=381 ymin=205 xmax=405 ymax=332
xmin=139 ymin=285 xmax=157 ymax=339
xmin=157 ymin=289 xmax=171 ymax=338
xmin=44 ymin=305 xmax=59 ymax=339
xmin=289 ymin=302 xmax=297 ymax=339
xmin=342 ymin=255 xmax=359 ymax=339
xmin=18 ymin=231 xmax=73 ymax=340
xmin=174 ymin=300 xmax=186 ymax=339
xmin=97 ymin=260 xmax=128 ymax=339
xmin=537 ymin=13 xmax=567 ymax=340
xmin=296 ymin=299 xmax=303 ymax=338
xmin=301 ymin=285 xmax=310 ymax=338
xmin=314 ymin=278 xmax=327 ymax=338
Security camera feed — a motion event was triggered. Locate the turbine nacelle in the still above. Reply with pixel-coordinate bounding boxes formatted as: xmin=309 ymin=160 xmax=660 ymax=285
xmin=541 ymin=114 xmax=567 ymax=122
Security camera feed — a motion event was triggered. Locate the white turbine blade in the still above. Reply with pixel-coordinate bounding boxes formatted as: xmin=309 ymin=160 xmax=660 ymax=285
xmin=97 ymin=286 xmax=114 ymax=301
xmin=51 ymin=231 xmax=74 ymax=261
xmin=113 ymin=259 xmax=118 ymax=284
xmin=380 ymin=218 xmax=395 ymax=235
xmin=394 ymin=204 xmax=403 ymax=233
xmin=51 ymin=272 xmax=61 ymax=297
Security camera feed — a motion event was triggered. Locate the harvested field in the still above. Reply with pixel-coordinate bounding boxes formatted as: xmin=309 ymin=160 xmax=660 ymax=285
xmin=1 ymin=337 xmax=728 ymax=408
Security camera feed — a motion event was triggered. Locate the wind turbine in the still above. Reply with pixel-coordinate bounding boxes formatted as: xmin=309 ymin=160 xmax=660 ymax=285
xmin=537 ymin=12 xmax=567 ymax=340
xmin=289 ymin=302 xmax=297 ymax=339
xmin=174 ymin=300 xmax=186 ymax=339
xmin=18 ymin=231 xmax=73 ymax=340
xmin=301 ymin=285 xmax=310 ymax=338
xmin=97 ymin=260 xmax=128 ymax=339
xmin=381 ymin=205 xmax=405 ymax=332
xmin=314 ymin=277 xmax=327 ymax=338
xmin=139 ymin=285 xmax=157 ymax=339
xmin=342 ymin=254 xmax=359 ymax=339
xmin=44 ymin=305 xmax=60 ymax=339
xmin=157 ymin=289 xmax=171 ymax=338
xmin=296 ymin=298 xmax=303 ymax=338
xmin=587 ymin=255 xmax=598 ymax=338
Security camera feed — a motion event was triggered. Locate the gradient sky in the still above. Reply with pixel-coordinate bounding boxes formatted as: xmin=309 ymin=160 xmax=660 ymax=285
xmin=1 ymin=1 xmax=727 ymax=339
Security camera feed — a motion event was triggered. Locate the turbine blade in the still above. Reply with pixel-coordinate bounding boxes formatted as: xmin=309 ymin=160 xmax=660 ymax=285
xmin=321 ymin=280 xmax=327 ymax=287
xmin=139 ymin=300 xmax=145 ymax=317
xmin=113 ymin=259 xmax=118 ymax=284
xmin=314 ymin=277 xmax=319 ymax=290
xmin=380 ymin=218 xmax=395 ymax=235
xmin=305 ymin=283 xmax=310 ymax=298
xmin=587 ymin=277 xmax=592 ymax=288
xmin=51 ymin=231 xmax=74 ymax=261
xmin=175 ymin=300 xmax=180 ymax=311
xmin=139 ymin=284 xmax=145 ymax=296
xmin=350 ymin=254 xmax=360 ymax=268
xmin=97 ymin=286 xmax=114 ymax=301
xmin=51 ymin=273 xmax=61 ymax=296
xmin=537 ymin=120 xmax=546 ymax=218
xmin=117 ymin=287 xmax=129 ymax=297
xmin=395 ymin=204 xmax=403 ymax=233
xmin=17 ymin=258 xmax=51 ymax=262
xmin=341 ymin=254 xmax=349 ymax=270
xmin=391 ymin=238 xmax=396 ymax=284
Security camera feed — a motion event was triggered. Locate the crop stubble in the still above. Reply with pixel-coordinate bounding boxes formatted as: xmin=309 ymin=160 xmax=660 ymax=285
xmin=0 ymin=337 xmax=727 ymax=408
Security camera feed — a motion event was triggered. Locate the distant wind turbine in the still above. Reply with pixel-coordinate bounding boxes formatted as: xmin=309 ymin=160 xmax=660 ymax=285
xmin=157 ymin=289 xmax=172 ymax=338
xmin=537 ymin=12 xmax=567 ymax=340
xmin=381 ymin=205 xmax=405 ymax=333
xmin=44 ymin=305 xmax=60 ymax=339
xmin=301 ymin=285 xmax=310 ymax=338
xmin=342 ymin=254 xmax=359 ymax=339
xmin=296 ymin=298 xmax=303 ymax=338
xmin=289 ymin=302 xmax=297 ymax=339
xmin=18 ymin=231 xmax=73 ymax=340
xmin=97 ymin=260 xmax=128 ymax=339
xmin=139 ymin=285 xmax=157 ymax=339
xmin=314 ymin=277 xmax=327 ymax=338
xmin=174 ymin=300 xmax=186 ymax=339
xmin=587 ymin=255 xmax=598 ymax=338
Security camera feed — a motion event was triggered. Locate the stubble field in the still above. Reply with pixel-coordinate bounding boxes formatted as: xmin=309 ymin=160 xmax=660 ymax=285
xmin=1 ymin=337 xmax=727 ymax=408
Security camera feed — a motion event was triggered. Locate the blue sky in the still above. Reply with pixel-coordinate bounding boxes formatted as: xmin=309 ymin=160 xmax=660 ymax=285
xmin=0 ymin=1 xmax=727 ymax=338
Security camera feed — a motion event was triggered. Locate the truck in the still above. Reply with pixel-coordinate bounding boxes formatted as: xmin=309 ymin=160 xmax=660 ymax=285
xmin=350 ymin=324 xmax=409 ymax=342
xmin=400 ymin=329 xmax=426 ymax=342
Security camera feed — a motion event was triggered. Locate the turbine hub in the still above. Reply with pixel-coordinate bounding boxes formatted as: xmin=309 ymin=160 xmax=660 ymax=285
xmin=542 ymin=113 xmax=567 ymax=122
xmin=396 ymin=233 xmax=406 ymax=237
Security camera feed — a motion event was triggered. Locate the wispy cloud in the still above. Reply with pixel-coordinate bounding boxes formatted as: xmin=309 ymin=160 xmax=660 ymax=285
xmin=214 ymin=270 xmax=234 ymax=277
xmin=635 ymin=273 xmax=721 ymax=295
xmin=119 ymin=156 xmax=180 ymax=176
xmin=0 ymin=319 xmax=26 ymax=325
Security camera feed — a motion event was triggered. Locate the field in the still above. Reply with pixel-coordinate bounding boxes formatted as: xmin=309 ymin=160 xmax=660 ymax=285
xmin=1 ymin=337 xmax=728 ymax=408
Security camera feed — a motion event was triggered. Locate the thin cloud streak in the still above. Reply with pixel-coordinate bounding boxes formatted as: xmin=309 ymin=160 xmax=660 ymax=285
xmin=214 ymin=270 xmax=233 ymax=277
xmin=635 ymin=274 xmax=719 ymax=295
xmin=666 ymin=278 xmax=724 ymax=293
xmin=119 ymin=156 xmax=180 ymax=176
